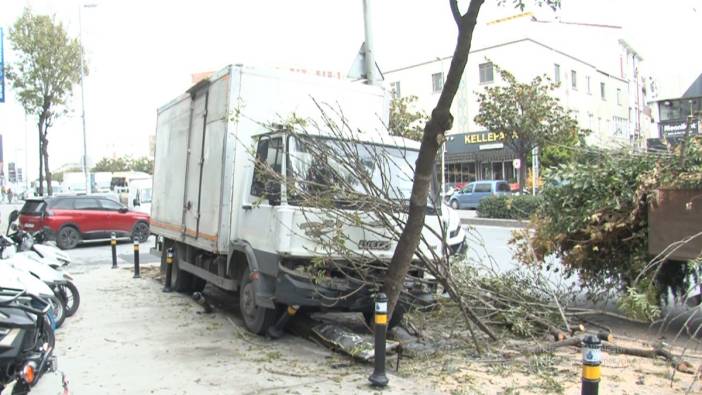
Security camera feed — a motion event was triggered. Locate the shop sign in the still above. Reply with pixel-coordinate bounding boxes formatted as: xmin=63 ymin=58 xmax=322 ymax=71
xmin=464 ymin=131 xmax=505 ymax=145
xmin=660 ymin=120 xmax=699 ymax=139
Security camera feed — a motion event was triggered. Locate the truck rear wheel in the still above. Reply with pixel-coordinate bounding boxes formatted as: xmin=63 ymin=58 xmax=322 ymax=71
xmin=162 ymin=242 xmax=195 ymax=293
xmin=239 ymin=268 xmax=277 ymax=335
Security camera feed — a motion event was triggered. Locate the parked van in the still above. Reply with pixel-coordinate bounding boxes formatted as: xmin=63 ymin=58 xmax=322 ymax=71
xmin=448 ymin=180 xmax=511 ymax=209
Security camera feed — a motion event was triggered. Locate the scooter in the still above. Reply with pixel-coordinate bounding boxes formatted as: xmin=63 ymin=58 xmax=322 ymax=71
xmin=5 ymin=211 xmax=79 ymax=319
xmin=0 ymin=282 xmax=57 ymax=394
xmin=0 ymin=240 xmax=67 ymax=329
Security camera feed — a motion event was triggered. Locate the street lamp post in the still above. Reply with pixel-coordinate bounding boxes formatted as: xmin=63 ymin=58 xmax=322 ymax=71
xmin=78 ymin=4 xmax=97 ymax=194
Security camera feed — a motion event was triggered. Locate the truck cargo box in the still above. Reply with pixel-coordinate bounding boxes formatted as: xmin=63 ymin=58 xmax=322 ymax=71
xmin=151 ymin=65 xmax=389 ymax=254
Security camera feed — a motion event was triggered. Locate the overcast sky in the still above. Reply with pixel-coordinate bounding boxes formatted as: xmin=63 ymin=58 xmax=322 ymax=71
xmin=0 ymin=0 xmax=700 ymax=182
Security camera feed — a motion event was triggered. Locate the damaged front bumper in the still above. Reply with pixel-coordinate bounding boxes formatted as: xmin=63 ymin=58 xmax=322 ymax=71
xmin=273 ymin=263 xmax=434 ymax=312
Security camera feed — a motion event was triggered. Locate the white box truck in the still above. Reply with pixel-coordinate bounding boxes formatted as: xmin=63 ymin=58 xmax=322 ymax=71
xmin=151 ymin=64 xmax=465 ymax=334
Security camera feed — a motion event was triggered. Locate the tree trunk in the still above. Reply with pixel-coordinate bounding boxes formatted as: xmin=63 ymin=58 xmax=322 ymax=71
xmin=37 ymin=122 xmax=44 ymax=196
xmin=518 ymin=151 xmax=528 ymax=192
xmin=383 ymin=0 xmax=485 ymax=318
xmin=42 ymin=134 xmax=52 ymax=196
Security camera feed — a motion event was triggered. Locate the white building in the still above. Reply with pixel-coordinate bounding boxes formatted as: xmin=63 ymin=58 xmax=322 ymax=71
xmin=384 ymin=12 xmax=654 ymax=184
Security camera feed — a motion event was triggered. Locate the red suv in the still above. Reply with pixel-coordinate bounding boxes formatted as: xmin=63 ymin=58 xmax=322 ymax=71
xmin=19 ymin=196 xmax=150 ymax=250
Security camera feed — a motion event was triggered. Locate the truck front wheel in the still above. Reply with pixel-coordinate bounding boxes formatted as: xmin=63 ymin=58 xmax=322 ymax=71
xmin=239 ymin=268 xmax=277 ymax=335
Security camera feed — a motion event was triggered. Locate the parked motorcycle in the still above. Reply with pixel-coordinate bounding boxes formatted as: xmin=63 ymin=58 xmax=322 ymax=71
xmin=0 ymin=285 xmax=57 ymax=394
xmin=5 ymin=211 xmax=80 ymax=318
xmin=0 ymin=262 xmax=66 ymax=332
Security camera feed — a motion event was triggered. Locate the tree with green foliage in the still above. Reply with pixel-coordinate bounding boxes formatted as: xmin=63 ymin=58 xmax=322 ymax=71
xmin=6 ymin=8 xmax=84 ymax=196
xmin=381 ymin=0 xmax=561 ymax=347
xmin=52 ymin=166 xmax=82 ymax=183
xmin=91 ymin=157 xmax=131 ymax=173
xmin=92 ymin=156 xmax=154 ymax=174
xmin=388 ymin=96 xmax=427 ymax=141
xmin=474 ymin=65 xmax=578 ymax=190
xmin=512 ymin=136 xmax=702 ymax=318
xmin=130 ymin=157 xmax=154 ymax=174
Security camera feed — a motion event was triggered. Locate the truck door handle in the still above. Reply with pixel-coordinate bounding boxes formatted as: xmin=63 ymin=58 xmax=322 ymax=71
xmin=242 ymin=204 xmax=252 ymax=210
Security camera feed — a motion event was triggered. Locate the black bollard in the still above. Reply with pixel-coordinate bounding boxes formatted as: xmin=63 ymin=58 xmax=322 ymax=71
xmin=581 ymin=334 xmax=601 ymax=395
xmin=267 ymin=305 xmax=299 ymax=339
xmin=111 ymin=232 xmax=117 ymax=269
xmin=163 ymin=247 xmax=174 ymax=293
xmin=133 ymin=240 xmax=141 ymax=278
xmin=369 ymin=293 xmax=389 ymax=387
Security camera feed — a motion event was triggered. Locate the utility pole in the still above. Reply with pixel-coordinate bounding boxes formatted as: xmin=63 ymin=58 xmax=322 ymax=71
xmin=362 ymin=0 xmax=378 ymax=86
xmin=79 ymin=4 xmax=97 ymax=194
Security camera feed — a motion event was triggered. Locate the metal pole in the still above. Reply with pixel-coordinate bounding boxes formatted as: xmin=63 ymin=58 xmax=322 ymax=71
xmin=267 ymin=304 xmax=299 ymax=339
xmin=532 ymin=146 xmax=539 ymax=196
xmin=110 ymin=232 xmax=117 ymax=269
xmin=369 ymin=293 xmax=389 ymax=387
xmin=163 ymin=247 xmax=174 ymax=293
xmin=441 ymin=141 xmax=446 ymax=197
xmin=78 ymin=4 xmax=97 ymax=194
xmin=581 ymin=334 xmax=601 ymax=395
xmin=362 ymin=0 xmax=378 ymax=86
xmin=133 ymin=240 xmax=140 ymax=278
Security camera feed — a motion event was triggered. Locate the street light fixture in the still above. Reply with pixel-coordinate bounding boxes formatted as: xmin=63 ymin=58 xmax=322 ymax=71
xmin=78 ymin=3 xmax=97 ymax=194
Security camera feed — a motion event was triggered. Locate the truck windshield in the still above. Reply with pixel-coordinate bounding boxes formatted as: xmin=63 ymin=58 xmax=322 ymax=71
xmin=287 ymin=136 xmax=420 ymax=206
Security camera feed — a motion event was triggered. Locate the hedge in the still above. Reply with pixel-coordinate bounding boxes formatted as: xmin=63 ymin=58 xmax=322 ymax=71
xmin=477 ymin=195 xmax=542 ymax=220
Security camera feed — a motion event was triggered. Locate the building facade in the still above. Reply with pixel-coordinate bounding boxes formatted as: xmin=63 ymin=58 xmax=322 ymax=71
xmin=648 ymin=73 xmax=702 ymax=151
xmin=384 ymin=13 xmax=651 ymax=186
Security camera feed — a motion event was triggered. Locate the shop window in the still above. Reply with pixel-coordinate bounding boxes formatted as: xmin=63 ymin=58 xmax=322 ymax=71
xmin=504 ymin=161 xmax=515 ymax=183
xmin=461 ymin=162 xmax=476 ymax=183
xmin=492 ymin=162 xmax=504 ymax=180
xmin=480 ymin=162 xmax=491 ymax=179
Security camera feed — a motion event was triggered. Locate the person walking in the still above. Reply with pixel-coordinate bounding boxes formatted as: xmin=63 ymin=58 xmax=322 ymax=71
xmin=7 ymin=188 xmax=13 ymax=204
xmin=1 ymin=187 xmax=5 ymax=203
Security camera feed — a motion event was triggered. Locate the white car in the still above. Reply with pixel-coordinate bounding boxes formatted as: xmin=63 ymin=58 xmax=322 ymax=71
xmin=442 ymin=204 xmax=466 ymax=255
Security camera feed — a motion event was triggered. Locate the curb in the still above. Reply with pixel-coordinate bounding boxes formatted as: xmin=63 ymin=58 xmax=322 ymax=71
xmin=460 ymin=217 xmax=528 ymax=228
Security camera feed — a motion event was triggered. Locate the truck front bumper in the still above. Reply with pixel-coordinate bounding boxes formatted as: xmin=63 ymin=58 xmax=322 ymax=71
xmin=273 ymin=263 xmax=434 ymax=312
xmin=274 ymin=264 xmax=372 ymax=311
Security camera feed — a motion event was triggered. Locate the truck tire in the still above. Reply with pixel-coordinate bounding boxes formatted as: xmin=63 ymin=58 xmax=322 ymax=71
xmin=171 ymin=249 xmax=195 ymax=293
xmin=160 ymin=242 xmax=193 ymax=292
xmin=191 ymin=276 xmax=206 ymax=293
xmin=239 ymin=268 xmax=277 ymax=335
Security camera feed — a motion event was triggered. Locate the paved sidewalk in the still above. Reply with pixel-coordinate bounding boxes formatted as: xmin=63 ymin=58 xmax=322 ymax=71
xmin=33 ymin=264 xmax=439 ymax=395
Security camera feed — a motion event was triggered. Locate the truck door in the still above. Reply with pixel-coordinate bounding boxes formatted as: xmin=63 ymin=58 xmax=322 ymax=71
xmin=182 ymin=89 xmax=208 ymax=239
xmin=239 ymin=136 xmax=284 ymax=254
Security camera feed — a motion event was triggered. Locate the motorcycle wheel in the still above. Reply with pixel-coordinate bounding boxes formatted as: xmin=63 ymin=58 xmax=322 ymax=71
xmin=48 ymin=295 xmax=66 ymax=329
xmin=58 ymin=282 xmax=80 ymax=317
